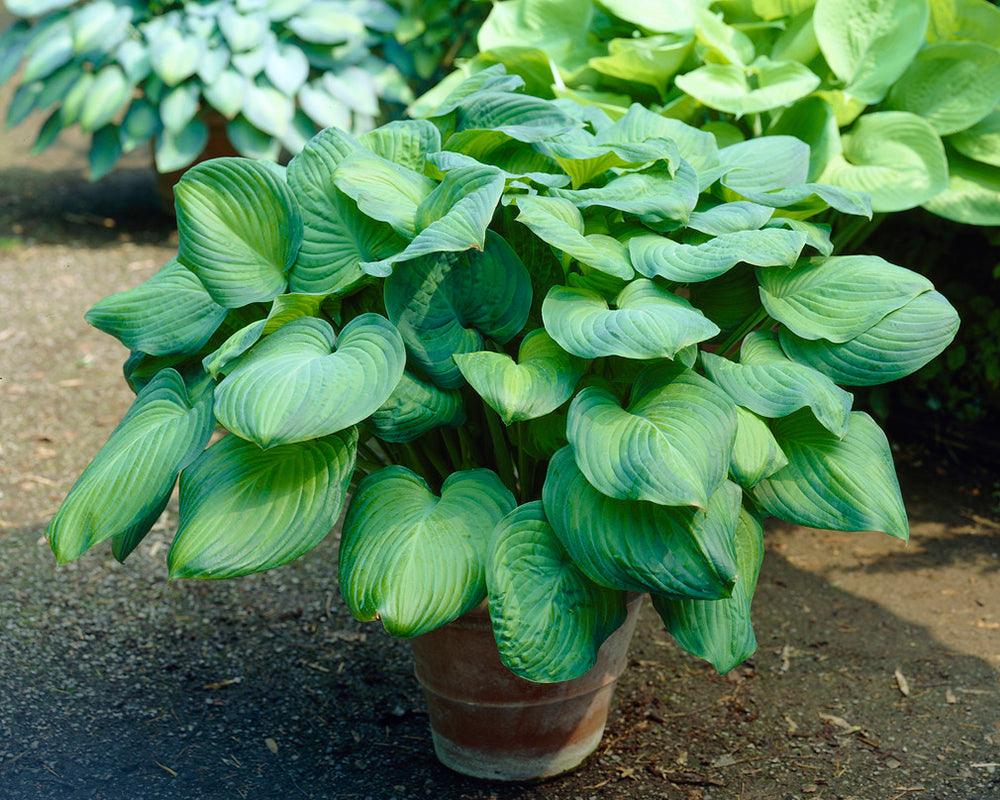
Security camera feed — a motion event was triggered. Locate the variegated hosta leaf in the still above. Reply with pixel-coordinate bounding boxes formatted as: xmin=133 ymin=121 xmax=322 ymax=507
xmin=47 ymin=370 xmax=215 ymax=564
xmin=686 ymin=201 xmax=774 ymax=235
xmin=176 ymin=158 xmax=302 ymax=308
xmin=567 ymin=362 xmax=737 ymax=508
xmin=486 ymin=502 xmax=628 ymax=682
xmin=383 ymin=233 xmax=532 ymax=388
xmin=701 ymin=330 xmax=853 ymax=437
xmin=515 ymin=195 xmax=634 ymax=279
xmin=287 ymin=127 xmax=406 ymax=295
xmin=333 ymin=149 xmax=437 ymax=237
xmin=758 ymin=255 xmax=934 ymax=343
xmin=542 ymin=279 xmax=719 ymax=360
xmin=454 ymin=329 xmax=587 ymax=425
xmin=779 ymin=290 xmax=960 ymax=386
xmin=368 ymin=370 xmax=465 ymax=443
xmin=339 ymin=467 xmax=516 ymax=637
xmin=542 ymin=447 xmax=740 ymax=598
xmin=750 ymin=411 xmax=908 ymax=540
xmin=652 ymin=503 xmax=764 ymax=674
xmin=85 ymin=258 xmax=227 ymax=357
xmin=629 ymin=227 xmax=807 ymax=283
xmin=167 ymin=428 xmax=357 ymax=579
xmin=214 ymin=315 xmax=405 ymax=448
xmin=729 ymin=406 xmax=789 ymax=487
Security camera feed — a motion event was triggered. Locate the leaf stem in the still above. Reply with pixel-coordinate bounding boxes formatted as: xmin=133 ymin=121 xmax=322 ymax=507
xmin=716 ymin=308 xmax=772 ymax=360
xmin=483 ymin=405 xmax=517 ymax=497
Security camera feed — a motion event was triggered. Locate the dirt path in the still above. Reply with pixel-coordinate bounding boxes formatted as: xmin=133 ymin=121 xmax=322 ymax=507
xmin=1 ymin=81 xmax=998 ymax=800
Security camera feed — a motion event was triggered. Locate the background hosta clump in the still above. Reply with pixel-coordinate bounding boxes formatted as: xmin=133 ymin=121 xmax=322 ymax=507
xmin=48 ymin=67 xmax=959 ymax=682
xmin=417 ymin=0 xmax=1000 ymax=225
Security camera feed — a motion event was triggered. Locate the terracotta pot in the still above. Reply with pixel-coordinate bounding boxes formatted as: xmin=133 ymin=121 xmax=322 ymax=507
xmin=154 ymin=110 xmax=240 ymax=215
xmin=409 ymin=594 xmax=643 ymax=782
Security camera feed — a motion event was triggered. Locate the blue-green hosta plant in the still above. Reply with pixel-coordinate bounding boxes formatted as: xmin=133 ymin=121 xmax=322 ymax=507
xmin=47 ymin=67 xmax=959 ymax=681
xmin=416 ymin=0 xmax=1000 ymax=226
xmin=0 ymin=0 xmax=413 ymax=178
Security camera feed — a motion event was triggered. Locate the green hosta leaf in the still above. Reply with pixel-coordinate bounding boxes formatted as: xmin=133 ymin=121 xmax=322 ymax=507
xmin=214 ymin=315 xmax=405 ymax=448
xmin=567 ymin=362 xmax=737 ymax=508
xmin=887 ymin=42 xmax=1000 ymax=136
xmin=243 ymin=83 xmax=295 ymax=139
xmin=922 ymin=150 xmax=1000 ymax=225
xmin=686 ymin=201 xmax=774 ymax=235
xmin=153 ymin=117 xmax=208 ymax=173
xmin=701 ymin=330 xmax=853 ymax=436
xmin=85 ymin=258 xmax=226 ymax=357
xmin=226 ymin=116 xmax=281 ymax=161
xmin=542 ymin=447 xmax=740 ymax=597
xmin=456 ymin=91 xmax=580 ymax=143
xmin=149 ymin=28 xmax=204 ymax=87
xmin=31 ymin=109 xmax=64 ymax=157
xmin=779 ymin=290 xmax=960 ymax=386
xmin=203 ymin=69 xmax=246 ymax=119
xmin=629 ymin=228 xmax=807 ymax=283
xmin=948 ymin=109 xmax=1000 ymax=168
xmin=692 ymin=5 xmax=755 ymax=65
xmin=814 ymin=0 xmax=928 ymax=105
xmin=384 ymin=233 xmax=532 ymax=388
xmin=819 ymin=111 xmax=949 ymax=213
xmin=486 ymin=502 xmax=628 ymax=682
xmin=689 ymin=266 xmax=763 ymax=332
xmin=652 ymin=504 xmax=763 ymax=673
xmin=168 ymin=429 xmax=357 ymax=579
xmin=768 ymin=96 xmax=842 ymax=181
xmin=729 ymin=406 xmax=788 ymax=487
xmin=765 ymin=217 xmax=834 ymax=258
xmin=928 ymin=0 xmax=1000 ymax=43
xmin=589 ymin=34 xmax=694 ymax=99
xmin=675 ymin=58 xmax=820 ymax=116
xmin=361 ymin=119 xmax=442 ymax=172
xmin=414 ymin=64 xmax=526 ymax=118
xmin=759 ymin=255 xmax=934 ymax=343
xmin=119 ymin=98 xmax=162 ymax=153
xmin=176 ymin=158 xmax=302 ymax=308
xmin=754 ymin=0 xmax=816 ymax=22
xmin=515 ymin=195 xmax=634 ymax=279
xmin=588 ymin=0 xmax=696 ymax=33
xmin=339 ymin=467 xmax=516 ymax=637
xmin=368 ymin=370 xmax=465 ymax=442
xmin=47 ymin=370 xmax=214 ymax=564
xmin=431 ymin=130 xmax=567 ymax=188
xmin=160 ymin=82 xmax=201 ymax=134
xmin=454 ymin=329 xmax=586 ymax=425
xmin=0 ymin=21 xmax=31 ymax=86
xmin=333 ymin=150 xmax=437 ymax=237
xmin=604 ymin=104 xmax=721 ymax=177
xmin=22 ymin=19 xmax=72 ymax=83
xmin=750 ymin=411 xmax=908 ymax=540
xmin=116 ymin=38 xmax=151 ymax=84
xmin=88 ymin=124 xmax=122 ymax=181
xmin=542 ymin=280 xmax=719 ymax=360
xmin=78 ymin=65 xmax=129 ymax=132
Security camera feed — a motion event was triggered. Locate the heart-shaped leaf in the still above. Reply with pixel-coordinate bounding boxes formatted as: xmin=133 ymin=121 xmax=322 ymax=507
xmin=176 ymin=158 xmax=303 ymax=308
xmin=778 ymin=290 xmax=960 ymax=386
xmin=701 ymin=330 xmax=853 ymax=436
xmin=149 ymin=28 xmax=204 ymax=86
xmin=486 ymin=501 xmax=628 ymax=682
xmin=567 ymin=362 xmax=737 ymax=508
xmin=589 ymin=34 xmax=694 ymax=99
xmin=47 ymin=370 xmax=214 ymax=564
xmin=750 ymin=411 xmax=908 ymax=540
xmin=922 ymin=150 xmax=1000 ymax=225
xmin=334 ymin=150 xmax=437 ymax=237
xmin=202 ymin=69 xmax=246 ymax=119
xmin=159 ymin=82 xmax=201 ymax=135
xmin=360 ymin=119 xmax=442 ymax=172
xmin=368 ymin=370 xmax=465 ymax=442
xmin=542 ymin=447 xmax=740 ymax=598
xmin=759 ymin=255 xmax=934 ymax=343
xmin=686 ymin=201 xmax=774 ymax=235
xmin=168 ymin=428 xmax=357 ymax=579
xmin=218 ymin=7 xmax=269 ymax=52
xmin=384 ymin=233 xmax=532 ymax=388
xmin=675 ymin=57 xmax=820 ymax=115
xmin=454 ymin=329 xmax=587 ymax=425
xmin=339 ymin=467 xmax=516 ymax=637
xmin=652 ymin=503 xmax=763 ymax=674
xmin=542 ymin=279 xmax=720 ymax=360
xmin=78 ymin=65 xmax=129 ymax=132
xmin=214 ymin=315 xmax=405 ymax=448
xmin=729 ymin=406 xmax=789 ymax=487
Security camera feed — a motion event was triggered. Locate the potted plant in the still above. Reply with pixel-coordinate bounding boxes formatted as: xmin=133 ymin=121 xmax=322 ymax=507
xmin=46 ymin=66 xmax=959 ymax=781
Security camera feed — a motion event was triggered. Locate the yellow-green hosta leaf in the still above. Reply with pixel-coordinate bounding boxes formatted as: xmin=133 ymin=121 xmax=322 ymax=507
xmin=758 ymin=255 xmax=934 ymax=343
xmin=78 ymin=65 xmax=129 ymax=132
xmin=675 ymin=58 xmax=820 ymax=116
xmin=339 ymin=466 xmax=516 ymax=637
xmin=360 ymin=119 xmax=442 ymax=172
xmin=948 ymin=109 xmax=1000 ymax=168
xmin=368 ymin=370 xmax=465 ymax=442
xmin=384 ymin=233 xmax=532 ymax=388
xmin=214 ymin=315 xmax=405 ymax=448
xmin=652 ymin=503 xmax=763 ymax=673
xmin=686 ymin=201 xmax=774 ymax=235
xmin=692 ymin=5 xmax=755 ymax=66
xmin=85 ymin=258 xmax=227 ymax=357
xmin=149 ymin=28 xmax=205 ymax=87
xmin=750 ymin=410 xmax=908 ymax=540
xmin=589 ymin=34 xmax=694 ymax=99
xmin=486 ymin=502 xmax=628 ymax=682
xmin=819 ymin=111 xmax=948 ymax=213
xmin=538 ymin=130 xmax=680 ymax=189
xmin=701 ymin=330 xmax=853 ymax=436
xmin=814 ymin=0 xmax=928 ymax=105
xmin=167 ymin=428 xmax=357 ymax=579
xmin=567 ymin=362 xmax=736 ymax=508
xmin=598 ymin=0 xmax=698 ymax=33
xmin=333 ymin=150 xmax=437 ymax=237
xmin=454 ymin=329 xmax=586 ymax=425
xmin=922 ymin=149 xmax=1000 ymax=225
xmin=154 ymin=117 xmax=209 ymax=173
xmin=456 ymin=90 xmax=580 ymax=143
xmin=47 ymin=370 xmax=215 ymax=564
xmin=542 ymin=447 xmax=740 ymax=597
xmin=176 ymin=158 xmax=302 ymax=308
xmin=542 ymin=280 xmax=719 ymax=360
xmin=729 ymin=406 xmax=789 ymax=487
xmin=768 ymin=96 xmax=842 ymax=181
xmin=778 ymin=290 xmax=960 ymax=385
xmin=515 ymin=195 xmax=634 ymax=279
xmin=928 ymin=0 xmax=1000 ymax=45
xmin=765 ymin=217 xmax=834 ymax=257
xmin=430 ymin=130 xmax=568 ymax=188
xmin=753 ymin=0 xmax=816 ymax=22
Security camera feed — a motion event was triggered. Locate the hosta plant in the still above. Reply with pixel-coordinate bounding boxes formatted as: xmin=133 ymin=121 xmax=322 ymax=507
xmin=416 ymin=0 xmax=1000 ymax=226
xmin=0 ymin=0 xmax=414 ymax=178
xmin=48 ymin=67 xmax=959 ymax=680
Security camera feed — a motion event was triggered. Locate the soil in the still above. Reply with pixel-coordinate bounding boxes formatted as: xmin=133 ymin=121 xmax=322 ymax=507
xmin=1 ymin=76 xmax=999 ymax=800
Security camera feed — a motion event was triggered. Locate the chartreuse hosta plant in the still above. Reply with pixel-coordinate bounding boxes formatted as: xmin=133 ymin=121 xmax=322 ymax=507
xmin=48 ymin=67 xmax=959 ymax=680
xmin=0 ymin=0 xmax=413 ymax=178
xmin=418 ymin=0 xmax=1000 ymax=226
